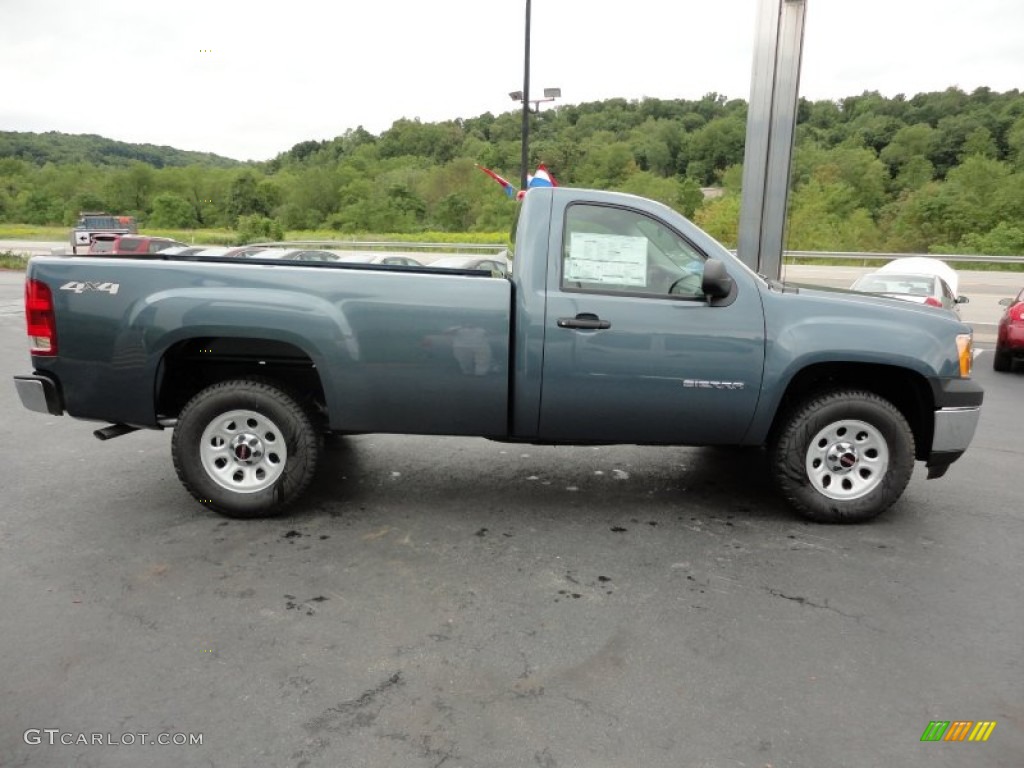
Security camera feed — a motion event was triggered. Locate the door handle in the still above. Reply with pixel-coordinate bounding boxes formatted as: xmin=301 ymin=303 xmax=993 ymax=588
xmin=557 ymin=313 xmax=611 ymax=330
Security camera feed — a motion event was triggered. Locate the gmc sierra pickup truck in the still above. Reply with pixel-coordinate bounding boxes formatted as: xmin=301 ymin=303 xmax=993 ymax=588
xmin=15 ymin=187 xmax=983 ymax=523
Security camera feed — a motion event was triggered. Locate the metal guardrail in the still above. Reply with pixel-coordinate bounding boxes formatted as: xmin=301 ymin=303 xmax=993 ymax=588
xmin=248 ymin=240 xmax=508 ymax=254
xmin=780 ymin=250 xmax=1024 ymax=265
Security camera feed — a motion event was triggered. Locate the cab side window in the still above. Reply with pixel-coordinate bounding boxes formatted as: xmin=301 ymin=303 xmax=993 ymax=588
xmin=560 ymin=204 xmax=706 ymax=298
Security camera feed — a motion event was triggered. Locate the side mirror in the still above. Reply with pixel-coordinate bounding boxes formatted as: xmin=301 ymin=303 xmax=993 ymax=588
xmin=999 ymin=297 xmax=1013 ymax=307
xmin=702 ymin=258 xmax=734 ymax=300
xmin=956 ymin=295 xmax=969 ymax=304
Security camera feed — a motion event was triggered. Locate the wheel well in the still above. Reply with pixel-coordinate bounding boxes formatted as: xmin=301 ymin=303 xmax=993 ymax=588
xmin=768 ymin=363 xmax=934 ymax=460
xmin=156 ymin=337 xmax=327 ymax=426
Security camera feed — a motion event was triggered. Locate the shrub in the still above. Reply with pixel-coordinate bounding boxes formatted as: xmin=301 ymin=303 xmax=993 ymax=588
xmin=235 ymin=215 xmax=284 ymax=245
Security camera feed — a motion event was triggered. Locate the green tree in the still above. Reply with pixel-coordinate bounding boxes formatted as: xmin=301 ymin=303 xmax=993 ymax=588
xmin=63 ymin=191 xmax=108 ymax=225
xmin=148 ymin=193 xmax=198 ymax=228
xmin=104 ymin=161 xmax=155 ymax=213
xmin=433 ymin=193 xmax=472 ymax=232
xmin=950 ymin=222 xmax=1024 ymax=255
xmin=17 ymin=190 xmax=63 ymax=224
xmin=1007 ymin=116 xmax=1024 ymax=168
xmin=235 ymin=214 xmax=284 ymax=244
xmin=693 ymin=194 xmax=741 ymax=248
xmin=226 ymin=171 xmax=267 ymax=220
xmin=685 ymin=116 xmax=746 ymax=185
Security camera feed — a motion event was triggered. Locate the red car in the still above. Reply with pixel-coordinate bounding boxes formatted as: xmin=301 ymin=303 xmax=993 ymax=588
xmin=87 ymin=235 xmax=185 ymax=256
xmin=994 ymin=287 xmax=1024 ymax=372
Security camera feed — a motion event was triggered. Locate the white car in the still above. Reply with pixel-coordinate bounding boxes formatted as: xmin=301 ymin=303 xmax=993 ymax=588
xmin=429 ymin=255 xmax=509 ymax=277
xmin=332 ymin=253 xmax=424 ymax=267
xmin=850 ymin=257 xmax=968 ymax=316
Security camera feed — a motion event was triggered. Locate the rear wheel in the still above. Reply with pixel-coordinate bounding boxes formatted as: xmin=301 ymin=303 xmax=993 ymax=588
xmin=172 ymin=379 xmax=321 ymax=518
xmin=993 ymin=345 xmax=1012 ymax=372
xmin=770 ymin=390 xmax=915 ymax=523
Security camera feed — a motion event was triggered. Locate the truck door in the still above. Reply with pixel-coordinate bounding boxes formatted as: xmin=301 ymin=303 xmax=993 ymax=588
xmin=538 ymin=201 xmax=765 ymax=445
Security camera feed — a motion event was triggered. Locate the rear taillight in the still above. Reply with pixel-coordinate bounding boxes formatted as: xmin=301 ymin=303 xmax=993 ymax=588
xmin=1010 ymin=303 xmax=1024 ymax=323
xmin=923 ymin=297 xmax=943 ymax=308
xmin=25 ymin=279 xmax=57 ymax=356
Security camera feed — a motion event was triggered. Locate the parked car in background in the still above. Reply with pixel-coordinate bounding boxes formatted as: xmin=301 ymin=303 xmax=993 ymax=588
xmin=83 ymin=233 xmax=120 ymax=255
xmin=994 ymin=287 xmax=1024 ymax=372
xmin=87 ymin=235 xmax=186 ymax=256
xmin=850 ymin=257 xmax=968 ymax=316
xmin=270 ymin=250 xmax=343 ymax=262
xmin=222 ymin=246 xmax=282 ymax=259
xmin=333 ymin=253 xmax=424 ymax=267
xmin=429 ymin=255 xmax=509 ymax=276
xmin=159 ymin=246 xmax=212 ymax=257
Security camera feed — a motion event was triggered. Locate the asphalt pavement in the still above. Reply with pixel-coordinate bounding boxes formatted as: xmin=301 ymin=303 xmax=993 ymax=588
xmin=0 ymin=267 xmax=1021 ymax=768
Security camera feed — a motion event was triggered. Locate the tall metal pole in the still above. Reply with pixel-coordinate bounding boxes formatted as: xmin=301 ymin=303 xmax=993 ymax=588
xmin=737 ymin=0 xmax=806 ymax=278
xmin=520 ymin=0 xmax=532 ymax=190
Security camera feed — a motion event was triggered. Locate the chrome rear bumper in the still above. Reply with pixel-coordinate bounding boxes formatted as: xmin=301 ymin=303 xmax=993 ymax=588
xmin=13 ymin=375 xmax=64 ymax=416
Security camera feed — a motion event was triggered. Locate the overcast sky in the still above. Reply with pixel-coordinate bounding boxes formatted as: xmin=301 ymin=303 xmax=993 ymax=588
xmin=2 ymin=0 xmax=1022 ymax=162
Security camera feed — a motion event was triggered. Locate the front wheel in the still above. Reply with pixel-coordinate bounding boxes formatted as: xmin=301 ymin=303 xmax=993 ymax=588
xmin=770 ymin=390 xmax=915 ymax=523
xmin=172 ymin=379 xmax=321 ymax=518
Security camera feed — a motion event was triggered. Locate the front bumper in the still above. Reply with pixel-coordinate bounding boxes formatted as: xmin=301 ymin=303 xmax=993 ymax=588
xmin=13 ymin=374 xmax=64 ymax=416
xmin=924 ymin=377 xmax=983 ymax=479
xmin=926 ymin=406 xmax=981 ymax=479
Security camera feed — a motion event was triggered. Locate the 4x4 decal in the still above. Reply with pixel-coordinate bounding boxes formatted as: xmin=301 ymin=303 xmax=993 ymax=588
xmin=59 ymin=281 xmax=120 ymax=296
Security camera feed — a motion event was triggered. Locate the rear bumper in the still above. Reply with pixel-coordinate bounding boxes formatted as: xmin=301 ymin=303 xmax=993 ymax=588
xmin=13 ymin=374 xmax=64 ymax=416
xmin=998 ymin=322 xmax=1024 ymax=351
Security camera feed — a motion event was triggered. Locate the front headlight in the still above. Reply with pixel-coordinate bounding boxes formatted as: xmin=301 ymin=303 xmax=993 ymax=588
xmin=956 ymin=333 xmax=973 ymax=377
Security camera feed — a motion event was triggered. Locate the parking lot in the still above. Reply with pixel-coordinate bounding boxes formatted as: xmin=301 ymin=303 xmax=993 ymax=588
xmin=1 ymin=267 xmax=1021 ymax=768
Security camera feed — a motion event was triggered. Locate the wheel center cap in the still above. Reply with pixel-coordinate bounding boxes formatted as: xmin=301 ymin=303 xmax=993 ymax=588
xmin=825 ymin=442 xmax=858 ymax=473
xmin=230 ymin=433 xmax=264 ymax=465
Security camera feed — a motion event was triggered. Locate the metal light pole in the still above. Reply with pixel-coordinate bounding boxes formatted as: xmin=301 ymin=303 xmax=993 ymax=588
xmin=520 ymin=0 xmax=532 ymax=190
xmin=510 ymin=1 xmax=559 ymax=189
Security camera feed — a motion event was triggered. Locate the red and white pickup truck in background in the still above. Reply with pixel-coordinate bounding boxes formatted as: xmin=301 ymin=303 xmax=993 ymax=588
xmin=69 ymin=211 xmax=137 ymax=254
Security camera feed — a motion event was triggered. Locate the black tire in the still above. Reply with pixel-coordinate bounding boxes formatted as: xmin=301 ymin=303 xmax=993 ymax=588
xmin=172 ymin=379 xmax=321 ymax=518
xmin=993 ymin=345 xmax=1012 ymax=372
xmin=770 ymin=390 xmax=915 ymax=523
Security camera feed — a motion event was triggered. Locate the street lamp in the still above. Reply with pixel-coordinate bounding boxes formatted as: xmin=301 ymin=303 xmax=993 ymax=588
xmin=509 ymin=87 xmax=561 ymax=113
xmin=510 ymin=87 xmax=560 ymax=190
xmin=511 ymin=0 xmax=561 ymax=189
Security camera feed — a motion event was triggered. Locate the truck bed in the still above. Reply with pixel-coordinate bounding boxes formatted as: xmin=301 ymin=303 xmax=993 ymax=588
xmin=29 ymin=256 xmax=513 ymax=436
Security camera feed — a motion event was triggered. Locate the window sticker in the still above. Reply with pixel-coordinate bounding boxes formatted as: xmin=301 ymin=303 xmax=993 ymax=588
xmin=566 ymin=233 xmax=648 ymax=286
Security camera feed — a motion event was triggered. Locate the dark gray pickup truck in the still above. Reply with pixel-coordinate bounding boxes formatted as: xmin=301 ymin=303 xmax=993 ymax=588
xmin=15 ymin=187 xmax=983 ymax=523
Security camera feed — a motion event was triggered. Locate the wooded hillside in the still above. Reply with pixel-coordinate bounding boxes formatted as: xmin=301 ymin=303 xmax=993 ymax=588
xmin=1 ymin=87 xmax=1022 ymax=254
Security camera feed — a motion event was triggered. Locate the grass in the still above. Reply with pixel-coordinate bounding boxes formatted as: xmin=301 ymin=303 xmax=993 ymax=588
xmin=0 ymin=251 xmax=27 ymax=270
xmin=0 ymin=224 xmax=68 ymax=240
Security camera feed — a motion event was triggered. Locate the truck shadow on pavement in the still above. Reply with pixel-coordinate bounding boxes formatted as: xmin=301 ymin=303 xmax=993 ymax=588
xmin=299 ymin=438 xmax=794 ymax=525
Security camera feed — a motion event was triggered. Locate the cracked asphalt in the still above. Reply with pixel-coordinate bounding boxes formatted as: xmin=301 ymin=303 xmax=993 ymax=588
xmin=1 ymin=269 xmax=1021 ymax=767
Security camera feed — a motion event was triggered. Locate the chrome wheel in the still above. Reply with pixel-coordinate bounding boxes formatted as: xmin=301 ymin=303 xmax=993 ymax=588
xmin=804 ymin=418 xmax=889 ymax=501
xmin=199 ymin=409 xmax=287 ymax=493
